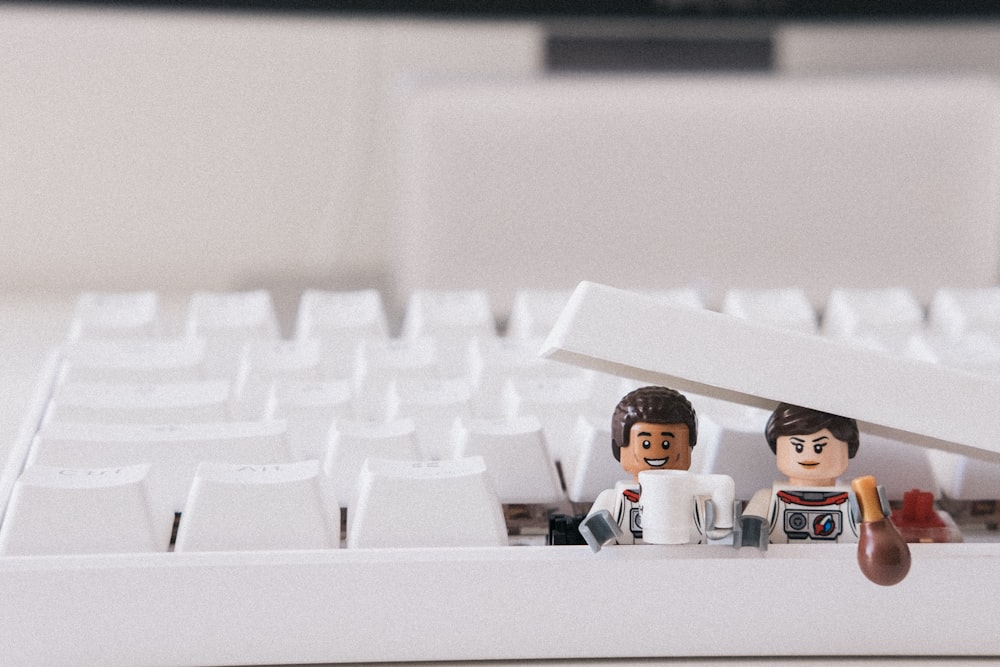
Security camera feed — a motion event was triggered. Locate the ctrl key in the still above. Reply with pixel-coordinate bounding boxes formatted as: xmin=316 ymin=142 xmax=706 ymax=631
xmin=0 ymin=464 xmax=170 ymax=555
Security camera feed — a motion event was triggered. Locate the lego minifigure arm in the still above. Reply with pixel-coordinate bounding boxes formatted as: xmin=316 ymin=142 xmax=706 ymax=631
xmin=579 ymin=489 xmax=622 ymax=553
xmin=735 ymin=487 xmax=771 ymax=551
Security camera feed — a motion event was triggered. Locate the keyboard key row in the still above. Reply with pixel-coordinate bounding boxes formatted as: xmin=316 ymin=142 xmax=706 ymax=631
xmin=0 ymin=457 xmax=506 ymax=554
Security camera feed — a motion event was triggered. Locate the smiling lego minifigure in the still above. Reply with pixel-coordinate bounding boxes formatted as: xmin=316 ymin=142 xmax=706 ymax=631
xmin=740 ymin=403 xmax=860 ymax=546
xmin=578 ymin=386 xmax=734 ymax=551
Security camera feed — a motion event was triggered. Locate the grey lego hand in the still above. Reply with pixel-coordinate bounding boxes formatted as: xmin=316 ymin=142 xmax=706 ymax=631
xmin=733 ymin=501 xmax=768 ymax=552
xmin=578 ymin=509 xmax=623 ymax=553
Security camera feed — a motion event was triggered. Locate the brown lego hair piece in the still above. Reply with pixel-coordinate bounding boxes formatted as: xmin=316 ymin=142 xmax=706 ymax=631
xmin=765 ymin=402 xmax=860 ymax=458
xmin=611 ymin=386 xmax=697 ymax=462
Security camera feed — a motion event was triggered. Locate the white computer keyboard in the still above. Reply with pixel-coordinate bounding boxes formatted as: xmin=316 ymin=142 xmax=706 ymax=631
xmin=1 ymin=284 xmax=999 ymax=665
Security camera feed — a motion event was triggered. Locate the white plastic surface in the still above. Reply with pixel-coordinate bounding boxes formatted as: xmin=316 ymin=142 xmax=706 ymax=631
xmin=1 ymin=288 xmax=1000 ymax=664
xmin=542 ymin=282 xmax=1000 ymax=463
xmin=395 ymin=75 xmax=1000 ymax=316
xmin=174 ymin=459 xmax=340 ymax=552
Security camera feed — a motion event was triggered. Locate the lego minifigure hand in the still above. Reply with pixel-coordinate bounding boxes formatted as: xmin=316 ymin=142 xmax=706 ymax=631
xmin=733 ymin=501 xmax=768 ymax=552
xmin=578 ymin=510 xmax=623 ymax=553
xmin=702 ymin=499 xmax=734 ymax=541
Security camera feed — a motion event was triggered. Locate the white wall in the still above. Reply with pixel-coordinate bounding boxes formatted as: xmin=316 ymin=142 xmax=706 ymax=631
xmin=0 ymin=4 xmax=543 ymax=294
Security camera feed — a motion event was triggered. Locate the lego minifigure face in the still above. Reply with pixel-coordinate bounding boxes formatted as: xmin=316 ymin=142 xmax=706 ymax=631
xmin=620 ymin=421 xmax=691 ymax=479
xmin=775 ymin=428 xmax=850 ymax=486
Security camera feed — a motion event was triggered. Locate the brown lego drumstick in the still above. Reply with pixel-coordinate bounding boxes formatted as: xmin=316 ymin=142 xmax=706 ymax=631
xmin=852 ymin=475 xmax=911 ymax=586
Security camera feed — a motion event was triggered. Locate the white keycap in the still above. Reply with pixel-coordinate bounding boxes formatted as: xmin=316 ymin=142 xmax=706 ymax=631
xmin=559 ymin=414 xmax=626 ymax=504
xmin=392 ymin=377 xmax=472 ymax=459
xmin=401 ymin=290 xmax=497 ymax=377
xmin=467 ymin=336 xmax=579 ymax=417
xmin=29 ymin=420 xmax=292 ymax=512
xmin=322 ymin=418 xmax=421 ymax=507
xmin=44 ymin=380 xmax=232 ymax=424
xmin=294 ymin=289 xmax=390 ymax=341
xmin=721 ymin=288 xmax=818 ymax=334
xmin=266 ymin=379 xmax=355 ymax=459
xmin=928 ymin=286 xmax=1000 ymax=339
xmin=353 ymin=337 xmax=440 ymax=419
xmin=689 ymin=397 xmax=776 ymax=501
xmin=68 ymin=291 xmax=161 ymax=340
xmin=174 ymin=460 xmax=340 ymax=552
xmin=346 ymin=457 xmax=507 ymax=548
xmin=821 ymin=287 xmax=924 ymax=344
xmin=186 ymin=290 xmax=281 ymax=339
xmin=400 ymin=290 xmax=496 ymax=340
xmin=502 ymin=374 xmax=595 ymax=462
xmin=186 ymin=291 xmax=281 ymax=377
xmin=450 ymin=416 xmax=564 ymax=504
xmin=506 ymin=289 xmax=573 ymax=340
xmin=0 ymin=464 xmax=170 ymax=555
xmin=232 ymin=339 xmax=322 ymax=419
xmin=58 ymin=338 xmax=208 ymax=384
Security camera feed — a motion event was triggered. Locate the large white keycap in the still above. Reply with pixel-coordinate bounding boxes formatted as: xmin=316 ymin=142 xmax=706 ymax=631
xmin=0 ymin=464 xmax=170 ymax=555
xmin=450 ymin=416 xmax=564 ymax=504
xmin=822 ymin=287 xmax=924 ymax=346
xmin=232 ymin=339 xmax=322 ymax=419
xmin=322 ymin=418 xmax=421 ymax=507
xmin=266 ymin=379 xmax=355 ymax=459
xmin=928 ymin=287 xmax=1000 ymax=339
xmin=392 ymin=377 xmax=472 ymax=459
xmin=347 ymin=457 xmax=507 ymax=548
xmin=560 ymin=414 xmax=626 ymax=504
xmin=721 ymin=288 xmax=818 ymax=334
xmin=68 ymin=291 xmax=161 ymax=340
xmin=44 ymin=380 xmax=232 ymax=424
xmin=29 ymin=420 xmax=292 ymax=512
xmin=174 ymin=460 xmax=340 ymax=552
xmin=542 ymin=281 xmax=1000 ymax=461
xmin=58 ymin=338 xmax=208 ymax=384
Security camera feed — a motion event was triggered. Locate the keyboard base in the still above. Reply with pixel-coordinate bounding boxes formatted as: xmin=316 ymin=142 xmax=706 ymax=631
xmin=2 ymin=542 xmax=997 ymax=664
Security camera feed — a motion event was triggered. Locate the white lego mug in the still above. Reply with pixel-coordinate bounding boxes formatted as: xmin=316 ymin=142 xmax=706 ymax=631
xmin=638 ymin=470 xmax=735 ymax=545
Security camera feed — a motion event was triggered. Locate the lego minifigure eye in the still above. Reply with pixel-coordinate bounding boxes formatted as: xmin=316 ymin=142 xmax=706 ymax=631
xmin=642 ymin=439 xmax=651 ymax=449
xmin=794 ymin=443 xmax=804 ymax=453
xmin=661 ymin=440 xmax=671 ymax=450
xmin=813 ymin=443 xmax=825 ymax=454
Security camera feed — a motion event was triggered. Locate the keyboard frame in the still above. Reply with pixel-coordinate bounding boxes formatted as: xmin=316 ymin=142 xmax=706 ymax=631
xmin=2 ymin=328 xmax=1000 ymax=663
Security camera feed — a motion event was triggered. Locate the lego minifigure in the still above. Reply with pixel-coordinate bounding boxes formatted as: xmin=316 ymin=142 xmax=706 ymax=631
xmin=579 ymin=386 xmax=734 ymax=552
xmin=739 ymin=403 xmax=861 ymax=547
